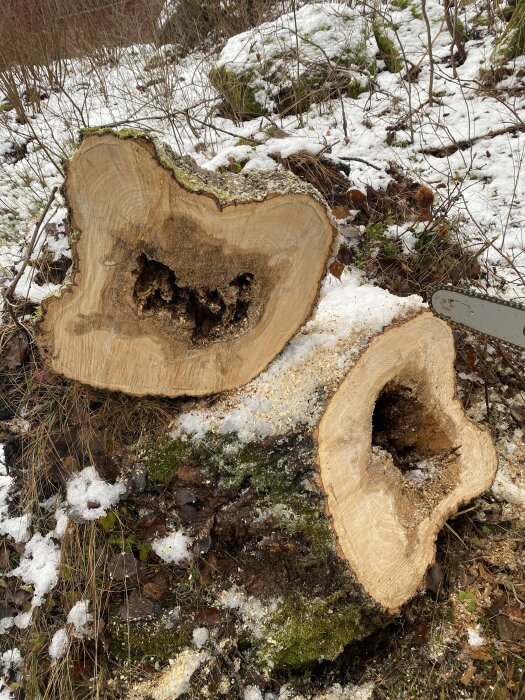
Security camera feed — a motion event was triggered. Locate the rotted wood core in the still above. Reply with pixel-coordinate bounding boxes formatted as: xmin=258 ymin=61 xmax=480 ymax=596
xmin=133 ymin=253 xmax=256 ymax=344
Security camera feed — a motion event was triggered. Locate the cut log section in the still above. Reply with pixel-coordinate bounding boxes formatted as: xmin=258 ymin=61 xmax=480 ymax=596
xmin=38 ymin=131 xmax=337 ymax=397
xmin=171 ymin=292 xmax=497 ymax=614
xmin=317 ymin=314 xmax=496 ymax=610
xmin=90 ymin=280 xmax=497 ymax=693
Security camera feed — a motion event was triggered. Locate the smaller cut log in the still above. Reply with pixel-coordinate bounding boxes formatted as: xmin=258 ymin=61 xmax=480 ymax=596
xmin=123 ymin=278 xmax=497 ymax=695
xmin=172 ymin=280 xmax=497 ymax=613
xmin=38 ymin=131 xmax=337 ymax=397
xmin=317 ymin=315 xmax=496 ymax=610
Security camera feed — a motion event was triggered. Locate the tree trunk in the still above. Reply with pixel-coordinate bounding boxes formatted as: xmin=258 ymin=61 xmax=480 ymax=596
xmin=38 ymin=130 xmax=337 ymax=397
xmin=493 ymin=0 xmax=525 ymax=61
xmin=129 ymin=297 xmax=496 ymax=695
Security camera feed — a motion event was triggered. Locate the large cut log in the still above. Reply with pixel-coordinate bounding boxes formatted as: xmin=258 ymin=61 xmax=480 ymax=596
xmin=38 ymin=130 xmax=337 ymax=397
xmin=126 ymin=277 xmax=497 ymax=696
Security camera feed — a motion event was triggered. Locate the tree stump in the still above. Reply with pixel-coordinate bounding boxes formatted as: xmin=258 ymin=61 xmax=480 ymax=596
xmin=126 ymin=280 xmax=497 ymax=695
xmin=39 ymin=131 xmax=337 ymax=397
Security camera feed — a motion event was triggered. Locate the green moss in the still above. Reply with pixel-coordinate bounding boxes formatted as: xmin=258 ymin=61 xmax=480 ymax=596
xmin=209 ymin=434 xmax=333 ymax=554
xmin=77 ymin=126 xmax=151 ymax=144
xmin=143 ymin=436 xmax=193 ymax=484
xmin=209 ymin=66 xmax=265 ymax=119
xmin=210 ymin=39 xmax=374 ymax=118
xmin=492 ymin=0 xmax=525 ymax=61
xmin=258 ymin=591 xmax=368 ymax=669
xmin=108 ymin=616 xmax=188 ymax=663
xmin=373 ymin=20 xmax=403 ymax=73
xmin=264 ymin=125 xmax=287 ymax=139
xmin=0 ymin=101 xmax=13 ymax=112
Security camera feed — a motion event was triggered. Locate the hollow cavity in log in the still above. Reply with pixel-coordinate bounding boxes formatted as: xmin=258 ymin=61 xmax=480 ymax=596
xmin=38 ymin=132 xmax=337 ymax=396
xmin=371 ymin=383 xmax=453 ymax=472
xmin=133 ymin=253 xmax=255 ymax=343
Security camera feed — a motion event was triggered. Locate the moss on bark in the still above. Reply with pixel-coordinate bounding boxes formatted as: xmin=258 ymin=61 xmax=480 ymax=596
xmin=492 ymin=0 xmax=525 ymax=61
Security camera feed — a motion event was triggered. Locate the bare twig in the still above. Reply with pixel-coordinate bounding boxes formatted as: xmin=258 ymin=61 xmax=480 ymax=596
xmin=421 ymin=0 xmax=435 ymax=106
xmin=4 ymin=185 xmax=58 ymax=302
xmin=339 ymin=155 xmax=382 ymax=171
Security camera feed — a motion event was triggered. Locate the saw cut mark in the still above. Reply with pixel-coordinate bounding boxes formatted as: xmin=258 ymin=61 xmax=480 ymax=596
xmin=371 ymin=383 xmax=452 ymax=475
xmin=133 ymin=253 xmax=254 ymax=343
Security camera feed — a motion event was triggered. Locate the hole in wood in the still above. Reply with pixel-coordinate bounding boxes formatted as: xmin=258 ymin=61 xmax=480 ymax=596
xmin=371 ymin=383 xmax=454 ymax=480
xmin=133 ymin=252 xmax=254 ymax=344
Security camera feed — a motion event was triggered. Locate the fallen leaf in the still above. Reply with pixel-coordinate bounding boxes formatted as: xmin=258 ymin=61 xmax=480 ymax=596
xmin=496 ymin=613 xmax=525 ymax=642
xmin=347 ymin=189 xmax=367 ymax=206
xmin=108 ymin=552 xmax=146 ymax=581
xmin=142 ymin=573 xmax=169 ymax=601
xmin=3 ymin=334 xmax=29 ymax=369
xmin=135 ymin=514 xmax=167 ymax=541
xmin=331 ymin=204 xmax=349 ymax=220
xmin=465 ymin=646 xmax=492 ymax=661
xmin=120 ymin=589 xmax=159 ymax=622
xmin=192 ymin=607 xmax=221 ymax=626
xmin=329 ymin=260 xmax=345 ymax=280
xmin=460 ymin=666 xmax=476 ymax=685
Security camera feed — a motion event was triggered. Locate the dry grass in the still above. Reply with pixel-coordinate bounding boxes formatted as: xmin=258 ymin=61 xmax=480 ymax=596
xmin=0 ymin=321 xmax=177 ymax=699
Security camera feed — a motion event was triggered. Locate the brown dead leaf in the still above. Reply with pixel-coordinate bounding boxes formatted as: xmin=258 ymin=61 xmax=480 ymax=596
xmin=3 ymin=334 xmax=29 ymax=370
xmin=346 ymin=189 xmax=367 ymax=206
xmin=135 ymin=514 xmax=167 ymax=542
xmin=460 ymin=666 xmax=477 ymax=685
xmin=510 ymin=404 xmax=525 ymax=427
xmin=120 ymin=589 xmax=159 ymax=622
xmin=142 ymin=573 xmax=169 ymax=601
xmin=329 ymin=260 xmax=345 ymax=280
xmin=192 ymin=607 xmax=221 ymax=626
xmin=496 ymin=613 xmax=525 ymax=642
xmin=331 ymin=204 xmax=350 ymax=220
xmin=465 ymin=645 xmax=492 ymax=661
xmin=176 ymin=464 xmax=206 ymax=486
xmin=108 ymin=552 xmax=146 ymax=582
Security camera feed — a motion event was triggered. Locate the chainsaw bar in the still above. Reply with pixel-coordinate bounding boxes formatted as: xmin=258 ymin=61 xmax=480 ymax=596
xmin=430 ymin=286 xmax=525 ymax=351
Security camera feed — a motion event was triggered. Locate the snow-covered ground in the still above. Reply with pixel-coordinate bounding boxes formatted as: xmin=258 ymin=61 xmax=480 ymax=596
xmin=0 ymin=0 xmax=524 ymax=301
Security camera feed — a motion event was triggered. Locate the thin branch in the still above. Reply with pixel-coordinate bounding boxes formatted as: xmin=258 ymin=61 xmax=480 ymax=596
xmin=4 ymin=186 xmax=58 ymax=302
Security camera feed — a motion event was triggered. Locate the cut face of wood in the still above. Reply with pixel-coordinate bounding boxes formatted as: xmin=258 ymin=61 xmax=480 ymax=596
xmin=38 ymin=132 xmax=336 ymax=397
xmin=317 ymin=314 xmax=497 ymax=611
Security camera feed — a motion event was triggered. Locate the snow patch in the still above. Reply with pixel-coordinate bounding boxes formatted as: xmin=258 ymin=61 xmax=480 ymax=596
xmin=0 ymin=649 xmax=23 ymax=699
xmin=492 ymin=464 xmax=525 ymax=509
xmin=152 ymin=531 xmax=193 ymax=564
xmin=67 ymin=600 xmax=93 ymax=638
xmin=467 ymin=628 xmax=485 ymax=647
xmin=0 ymin=469 xmax=31 ymax=543
xmin=174 ymin=271 xmax=423 ymax=442
xmin=66 ymin=466 xmax=126 ymax=521
xmin=53 ymin=507 xmax=69 ymax=538
xmin=244 ymin=687 xmax=264 ymax=700
xmin=219 ymin=586 xmax=279 ymax=637
xmin=49 ymin=628 xmax=69 ymax=661
xmin=192 ymin=627 xmax=209 ymax=649
xmin=9 ymin=532 xmax=60 ymax=606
